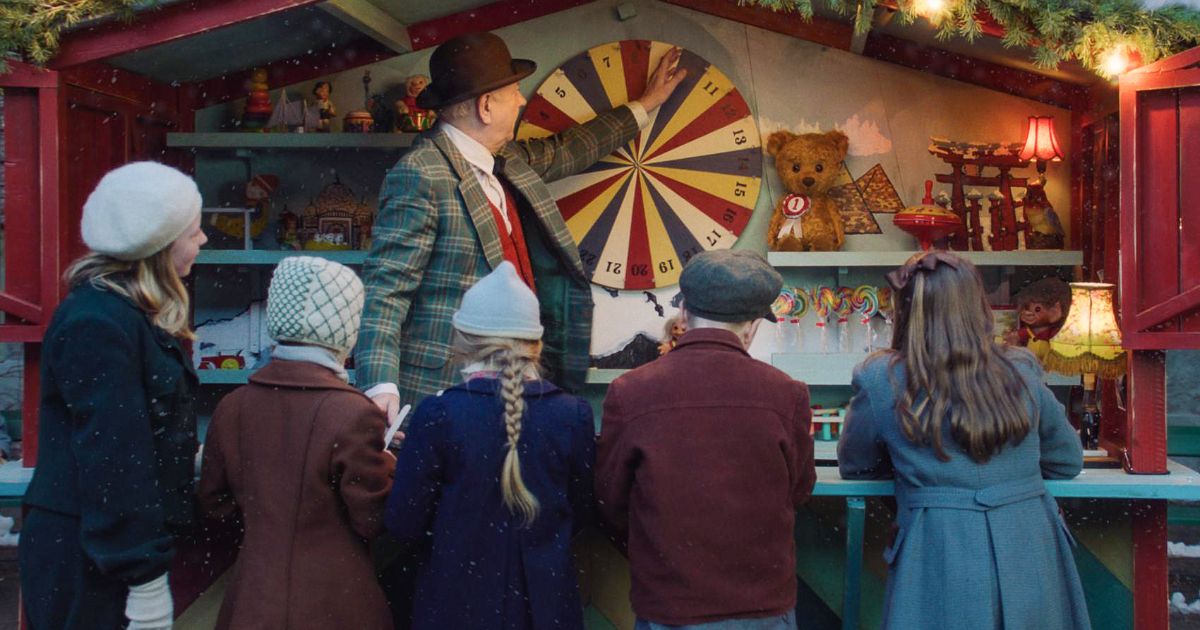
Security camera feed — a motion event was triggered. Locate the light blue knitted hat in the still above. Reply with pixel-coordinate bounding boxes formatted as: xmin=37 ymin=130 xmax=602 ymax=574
xmin=452 ymin=262 xmax=543 ymax=340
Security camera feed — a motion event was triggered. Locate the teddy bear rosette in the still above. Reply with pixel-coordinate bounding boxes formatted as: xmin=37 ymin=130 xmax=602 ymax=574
xmin=766 ymin=130 xmax=850 ymax=252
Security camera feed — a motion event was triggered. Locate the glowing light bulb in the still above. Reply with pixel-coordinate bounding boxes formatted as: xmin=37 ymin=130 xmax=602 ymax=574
xmin=915 ymin=0 xmax=949 ymax=17
xmin=1102 ymin=46 xmax=1131 ymax=77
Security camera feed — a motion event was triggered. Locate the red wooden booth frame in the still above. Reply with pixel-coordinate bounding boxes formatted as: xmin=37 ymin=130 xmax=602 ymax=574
xmin=2 ymin=2 xmax=1199 ymax=627
xmin=0 ymin=61 xmax=62 ymax=466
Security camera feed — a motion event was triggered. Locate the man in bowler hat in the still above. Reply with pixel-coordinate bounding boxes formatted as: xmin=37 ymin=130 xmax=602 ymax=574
xmin=358 ymin=32 xmax=686 ymax=421
xmin=595 ymin=250 xmax=816 ymax=630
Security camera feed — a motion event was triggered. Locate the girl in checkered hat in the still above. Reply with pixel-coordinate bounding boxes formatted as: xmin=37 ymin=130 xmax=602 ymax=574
xmin=384 ymin=261 xmax=596 ymax=630
xmin=198 ymin=256 xmax=395 ymax=629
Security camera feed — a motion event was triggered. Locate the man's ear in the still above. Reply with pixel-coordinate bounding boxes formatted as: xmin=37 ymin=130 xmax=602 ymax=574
xmin=742 ymin=319 xmax=762 ymax=349
xmin=475 ymin=94 xmax=491 ymax=125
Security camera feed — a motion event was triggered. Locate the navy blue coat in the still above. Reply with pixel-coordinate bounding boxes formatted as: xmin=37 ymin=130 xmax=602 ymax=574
xmin=838 ymin=350 xmax=1089 ymax=630
xmin=385 ymin=378 xmax=595 ymax=630
xmin=21 ymin=282 xmax=198 ymax=630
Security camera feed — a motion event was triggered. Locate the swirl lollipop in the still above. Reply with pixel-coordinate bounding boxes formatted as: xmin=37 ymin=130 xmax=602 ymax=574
xmin=835 ymin=286 xmax=855 ymax=353
xmin=878 ymin=286 xmax=895 ymax=321
xmin=771 ymin=288 xmax=796 ymax=321
xmin=877 ymin=286 xmax=895 ymax=346
xmin=791 ymin=287 xmax=810 ymax=319
xmin=789 ymin=288 xmax=810 ymax=352
xmin=853 ymin=285 xmax=880 ymax=351
xmin=813 ymin=286 xmax=838 ymax=353
xmin=771 ymin=288 xmax=798 ymax=352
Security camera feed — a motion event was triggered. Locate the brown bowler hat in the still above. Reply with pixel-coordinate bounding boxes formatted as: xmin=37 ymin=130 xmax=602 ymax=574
xmin=417 ymin=32 xmax=537 ymax=110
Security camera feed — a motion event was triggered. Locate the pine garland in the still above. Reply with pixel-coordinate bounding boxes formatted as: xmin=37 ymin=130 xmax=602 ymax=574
xmin=1 ymin=0 xmax=1195 ymax=79
xmin=0 ymin=0 xmax=148 ymax=71
xmin=739 ymin=0 xmax=1200 ymax=77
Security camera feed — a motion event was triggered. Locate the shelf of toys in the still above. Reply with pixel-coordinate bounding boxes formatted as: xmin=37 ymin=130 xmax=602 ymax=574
xmin=767 ymin=249 xmax=1081 ymax=268
xmin=180 ymin=68 xmax=431 ymax=389
xmin=195 ymin=250 xmax=368 ymax=266
xmin=168 ymin=132 xmax=417 ymax=150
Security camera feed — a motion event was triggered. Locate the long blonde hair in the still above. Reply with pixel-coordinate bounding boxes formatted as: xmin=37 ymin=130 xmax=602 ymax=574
xmin=452 ymin=330 xmax=543 ymax=525
xmin=889 ymin=252 xmax=1031 ymax=463
xmin=65 ymin=249 xmax=194 ymax=339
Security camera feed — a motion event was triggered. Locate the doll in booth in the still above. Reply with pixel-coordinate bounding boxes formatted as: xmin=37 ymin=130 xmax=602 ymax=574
xmin=1004 ymin=278 xmax=1071 ymax=357
xmin=395 ymin=74 xmax=434 ymax=132
xmin=312 ymin=81 xmax=335 ymax=132
xmin=277 ymin=209 xmax=302 ymax=250
xmin=658 ymin=314 xmax=687 ymax=356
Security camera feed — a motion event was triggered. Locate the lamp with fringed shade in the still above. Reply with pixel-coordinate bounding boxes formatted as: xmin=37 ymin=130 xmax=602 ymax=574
xmin=1043 ymin=282 xmax=1125 ymax=449
xmin=1044 ymin=283 xmax=1125 ymax=378
xmin=1018 ymin=116 xmax=1064 ymax=174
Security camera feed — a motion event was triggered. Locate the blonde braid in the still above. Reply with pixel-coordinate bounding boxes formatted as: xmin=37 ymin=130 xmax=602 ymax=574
xmin=498 ymin=348 xmax=540 ymax=526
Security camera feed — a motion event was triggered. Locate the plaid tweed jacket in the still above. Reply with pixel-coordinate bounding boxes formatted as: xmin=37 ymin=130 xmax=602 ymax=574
xmin=357 ymin=105 xmax=639 ymax=406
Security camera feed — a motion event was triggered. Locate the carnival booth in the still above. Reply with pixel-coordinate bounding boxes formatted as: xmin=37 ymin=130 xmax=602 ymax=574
xmin=1 ymin=0 xmax=1199 ymax=627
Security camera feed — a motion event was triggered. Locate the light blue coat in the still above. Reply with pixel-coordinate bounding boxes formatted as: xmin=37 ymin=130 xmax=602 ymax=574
xmin=838 ymin=350 xmax=1090 ymax=630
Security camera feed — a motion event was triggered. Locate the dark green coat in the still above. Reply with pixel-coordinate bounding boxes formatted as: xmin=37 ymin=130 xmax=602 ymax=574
xmin=21 ymin=281 xmax=198 ymax=629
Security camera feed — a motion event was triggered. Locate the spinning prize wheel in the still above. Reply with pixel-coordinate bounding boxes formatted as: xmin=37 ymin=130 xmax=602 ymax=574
xmin=519 ymin=40 xmax=761 ymax=289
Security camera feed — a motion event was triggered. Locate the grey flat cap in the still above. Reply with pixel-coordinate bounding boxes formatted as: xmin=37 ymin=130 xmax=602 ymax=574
xmin=677 ymin=249 xmax=782 ymax=323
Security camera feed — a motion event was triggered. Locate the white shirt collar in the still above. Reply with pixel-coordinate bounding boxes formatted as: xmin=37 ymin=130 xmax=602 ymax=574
xmin=441 ymin=122 xmax=495 ymax=175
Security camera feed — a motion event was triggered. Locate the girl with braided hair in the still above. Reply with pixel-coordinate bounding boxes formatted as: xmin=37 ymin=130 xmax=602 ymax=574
xmin=384 ymin=262 xmax=596 ymax=630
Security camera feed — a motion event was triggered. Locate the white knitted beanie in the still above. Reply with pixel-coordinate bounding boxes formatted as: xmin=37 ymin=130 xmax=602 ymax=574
xmin=81 ymin=162 xmax=202 ymax=261
xmin=452 ymin=262 xmax=544 ymax=340
xmin=266 ymin=256 xmax=365 ymax=354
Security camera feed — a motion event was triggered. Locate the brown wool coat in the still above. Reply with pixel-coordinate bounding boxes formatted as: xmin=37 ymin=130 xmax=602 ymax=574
xmin=199 ymin=359 xmax=395 ymax=630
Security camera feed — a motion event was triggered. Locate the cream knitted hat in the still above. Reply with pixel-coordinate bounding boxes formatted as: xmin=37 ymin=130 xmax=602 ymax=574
xmin=452 ymin=262 xmax=543 ymax=340
xmin=266 ymin=256 xmax=365 ymax=354
xmin=81 ymin=162 xmax=202 ymax=261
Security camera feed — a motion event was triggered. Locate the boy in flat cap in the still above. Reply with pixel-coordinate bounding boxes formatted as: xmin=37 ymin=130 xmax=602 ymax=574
xmin=595 ymin=249 xmax=816 ymax=630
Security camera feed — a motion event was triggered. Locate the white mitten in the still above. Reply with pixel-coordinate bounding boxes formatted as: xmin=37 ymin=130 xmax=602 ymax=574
xmin=125 ymin=573 xmax=173 ymax=630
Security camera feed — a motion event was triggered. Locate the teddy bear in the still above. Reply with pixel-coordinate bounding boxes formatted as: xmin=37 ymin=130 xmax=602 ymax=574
xmin=766 ymin=129 xmax=849 ymax=251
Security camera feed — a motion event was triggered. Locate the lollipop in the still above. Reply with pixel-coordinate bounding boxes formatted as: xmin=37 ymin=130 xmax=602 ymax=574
xmin=877 ymin=286 xmax=896 ymax=346
xmin=771 ymin=288 xmax=796 ymax=321
xmin=771 ymin=287 xmax=803 ymax=351
xmin=813 ymin=286 xmax=838 ymax=353
xmin=852 ymin=285 xmax=879 ymax=322
xmin=853 ymin=285 xmax=880 ymax=352
xmin=877 ymin=286 xmax=895 ymax=320
xmin=791 ymin=288 xmax=810 ymax=319
xmin=835 ymin=286 xmax=855 ymax=352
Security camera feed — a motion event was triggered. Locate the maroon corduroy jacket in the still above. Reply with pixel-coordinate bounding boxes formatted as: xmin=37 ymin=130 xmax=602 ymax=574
xmin=595 ymin=328 xmax=816 ymax=625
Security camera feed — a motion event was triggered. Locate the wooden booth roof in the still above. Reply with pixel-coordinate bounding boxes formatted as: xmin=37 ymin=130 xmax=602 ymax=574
xmin=48 ymin=0 xmax=1108 ymax=111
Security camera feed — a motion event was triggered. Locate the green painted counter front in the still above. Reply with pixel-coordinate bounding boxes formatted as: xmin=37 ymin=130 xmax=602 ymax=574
xmin=574 ymin=460 xmax=1200 ymax=630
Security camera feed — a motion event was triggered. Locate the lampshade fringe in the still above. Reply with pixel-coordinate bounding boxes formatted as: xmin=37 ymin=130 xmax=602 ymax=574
xmin=1043 ymin=353 xmax=1126 ymax=379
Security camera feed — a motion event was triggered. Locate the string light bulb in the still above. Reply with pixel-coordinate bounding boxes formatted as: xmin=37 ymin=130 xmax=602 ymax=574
xmin=914 ymin=0 xmax=949 ymax=18
xmin=1101 ymin=44 xmax=1141 ymax=78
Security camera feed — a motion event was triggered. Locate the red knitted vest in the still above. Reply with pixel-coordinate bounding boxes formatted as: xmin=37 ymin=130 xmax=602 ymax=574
xmin=487 ymin=180 xmax=536 ymax=290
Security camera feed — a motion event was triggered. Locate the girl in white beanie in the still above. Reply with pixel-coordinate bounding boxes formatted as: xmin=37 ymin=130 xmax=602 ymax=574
xmin=21 ymin=161 xmax=208 ymax=630
xmin=384 ymin=261 xmax=596 ymax=630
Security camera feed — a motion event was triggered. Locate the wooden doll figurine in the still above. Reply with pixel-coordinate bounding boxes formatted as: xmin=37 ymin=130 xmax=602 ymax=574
xmin=312 ymin=81 xmax=335 ymax=133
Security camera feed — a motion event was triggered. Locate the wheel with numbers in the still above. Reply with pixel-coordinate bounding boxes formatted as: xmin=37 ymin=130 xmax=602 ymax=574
xmin=519 ymin=40 xmax=762 ymax=290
